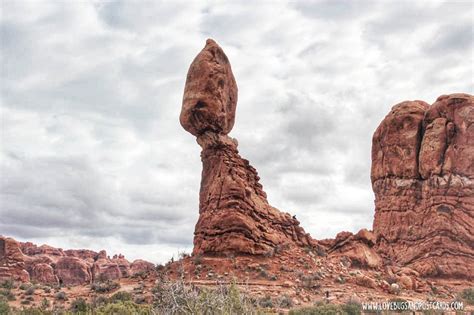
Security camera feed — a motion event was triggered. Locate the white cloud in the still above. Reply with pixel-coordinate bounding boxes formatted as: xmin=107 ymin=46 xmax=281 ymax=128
xmin=1 ymin=0 xmax=472 ymax=263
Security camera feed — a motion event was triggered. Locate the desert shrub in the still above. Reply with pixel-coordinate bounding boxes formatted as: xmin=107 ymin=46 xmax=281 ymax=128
xmin=0 ymin=298 xmax=10 ymax=314
xmin=110 ymin=291 xmax=133 ymax=303
xmin=70 ymin=297 xmax=89 ymax=313
xmin=152 ymin=279 xmax=256 ymax=314
xmin=41 ymin=297 xmax=50 ymax=309
xmin=258 ymin=267 xmax=269 ymax=279
xmin=134 ymin=295 xmax=147 ymax=304
xmin=96 ymin=301 xmax=151 ymax=315
xmin=19 ymin=283 xmax=30 ymax=290
xmin=300 ymin=274 xmax=321 ymax=289
xmin=91 ymin=280 xmax=120 ymax=293
xmin=25 ymin=285 xmax=36 ymax=295
xmin=342 ymin=302 xmax=362 ymax=315
xmin=289 ymin=303 xmax=362 ymax=315
xmin=461 ymin=287 xmax=474 ymax=305
xmin=192 ymin=254 xmax=203 ymax=265
xmin=315 ymin=245 xmax=327 ymax=257
xmin=91 ymin=295 xmax=109 ymax=308
xmin=289 ymin=302 xmax=342 ymax=315
xmin=20 ymin=299 xmax=31 ymax=305
xmin=279 ymin=294 xmax=293 ymax=308
xmin=0 ymin=288 xmax=15 ymax=301
xmin=16 ymin=307 xmax=53 ymax=315
xmin=55 ymin=291 xmax=68 ymax=301
xmin=1 ymin=279 xmax=14 ymax=290
xmin=258 ymin=295 xmax=273 ymax=308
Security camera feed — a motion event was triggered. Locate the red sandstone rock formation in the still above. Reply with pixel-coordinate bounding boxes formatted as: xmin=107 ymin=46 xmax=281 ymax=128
xmin=180 ymin=39 xmax=237 ymax=137
xmin=181 ymin=39 xmax=315 ymax=255
xmin=328 ymin=229 xmax=382 ymax=269
xmin=0 ymin=236 xmax=154 ymax=285
xmin=55 ymin=257 xmax=92 ymax=286
xmin=31 ymin=263 xmax=58 ymax=285
xmin=0 ymin=236 xmax=30 ymax=282
xmin=92 ymin=250 xmax=122 ymax=282
xmin=130 ymin=259 xmax=155 ymax=276
xmin=372 ymin=93 xmax=474 ymax=278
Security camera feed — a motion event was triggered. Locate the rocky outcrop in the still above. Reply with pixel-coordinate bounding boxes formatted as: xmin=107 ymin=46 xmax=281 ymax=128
xmin=181 ymin=39 xmax=315 ymax=255
xmin=0 ymin=236 xmax=154 ymax=285
xmin=130 ymin=259 xmax=155 ymax=276
xmin=56 ymin=257 xmax=92 ymax=286
xmin=328 ymin=229 xmax=382 ymax=269
xmin=112 ymin=254 xmax=131 ymax=277
xmin=31 ymin=263 xmax=58 ymax=285
xmin=372 ymin=93 xmax=474 ymax=278
xmin=92 ymin=252 xmax=121 ymax=282
xmin=0 ymin=236 xmax=30 ymax=282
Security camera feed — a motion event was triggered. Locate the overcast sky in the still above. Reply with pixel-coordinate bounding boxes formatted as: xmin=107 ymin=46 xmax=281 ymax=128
xmin=1 ymin=0 xmax=472 ymax=264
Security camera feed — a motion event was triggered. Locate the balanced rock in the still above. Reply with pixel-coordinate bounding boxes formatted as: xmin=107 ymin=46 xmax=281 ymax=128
xmin=372 ymin=93 xmax=474 ymax=278
xmin=180 ymin=39 xmax=237 ymax=136
xmin=181 ymin=39 xmax=315 ymax=255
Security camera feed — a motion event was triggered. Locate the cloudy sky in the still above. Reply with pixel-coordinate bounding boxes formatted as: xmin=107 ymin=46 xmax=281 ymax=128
xmin=1 ymin=0 xmax=472 ymax=263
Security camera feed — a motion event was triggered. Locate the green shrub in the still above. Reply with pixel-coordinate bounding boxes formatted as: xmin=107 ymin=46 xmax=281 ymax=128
xmin=1 ymin=279 xmax=14 ymax=290
xmin=70 ymin=297 xmax=89 ymax=313
xmin=289 ymin=303 xmax=342 ymax=315
xmin=55 ymin=291 xmax=68 ymax=301
xmin=96 ymin=301 xmax=151 ymax=315
xmin=0 ymin=298 xmax=11 ymax=314
xmin=342 ymin=302 xmax=362 ymax=315
xmin=19 ymin=283 xmax=30 ymax=290
xmin=461 ymin=287 xmax=474 ymax=305
xmin=41 ymin=297 xmax=50 ymax=309
xmin=109 ymin=291 xmax=132 ymax=303
xmin=0 ymin=288 xmax=15 ymax=301
xmin=279 ymin=294 xmax=293 ymax=308
xmin=259 ymin=295 xmax=273 ymax=308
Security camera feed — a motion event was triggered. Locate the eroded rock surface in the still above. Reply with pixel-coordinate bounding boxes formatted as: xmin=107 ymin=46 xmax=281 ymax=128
xmin=0 ymin=236 xmax=154 ymax=285
xmin=328 ymin=229 xmax=382 ymax=269
xmin=372 ymin=93 xmax=474 ymax=278
xmin=0 ymin=237 xmax=30 ymax=282
xmin=181 ymin=40 xmax=315 ymax=255
xmin=180 ymin=39 xmax=237 ymax=136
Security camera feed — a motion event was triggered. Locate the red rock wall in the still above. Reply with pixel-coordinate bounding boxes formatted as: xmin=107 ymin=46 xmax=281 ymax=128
xmin=372 ymin=94 xmax=474 ymax=278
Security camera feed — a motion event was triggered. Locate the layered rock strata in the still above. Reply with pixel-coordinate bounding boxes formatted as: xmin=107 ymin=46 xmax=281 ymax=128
xmin=181 ymin=39 xmax=315 ymax=255
xmin=0 ymin=236 xmax=154 ymax=285
xmin=372 ymin=94 xmax=474 ymax=278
